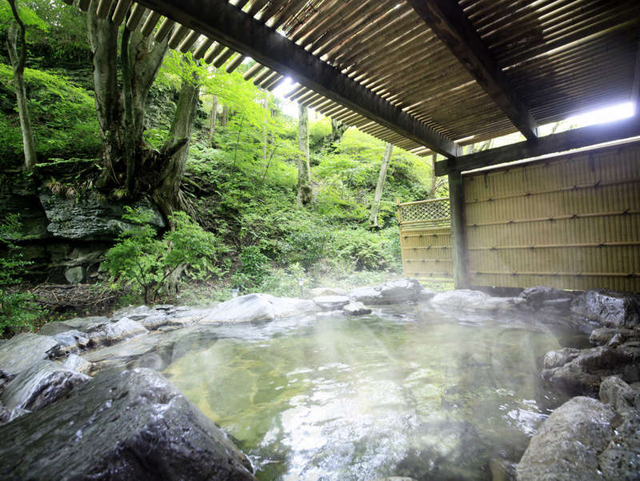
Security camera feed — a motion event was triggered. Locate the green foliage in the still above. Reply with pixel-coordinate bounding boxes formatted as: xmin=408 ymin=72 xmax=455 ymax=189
xmin=0 ymin=1 xmax=48 ymax=35
xmin=0 ymin=214 xmax=43 ymax=338
xmin=257 ymin=263 xmax=306 ymax=297
xmin=0 ymin=64 xmax=100 ymax=164
xmin=103 ymin=208 xmax=223 ymax=304
xmin=0 ymin=0 xmax=90 ymax=66
xmin=232 ymin=245 xmax=270 ymax=290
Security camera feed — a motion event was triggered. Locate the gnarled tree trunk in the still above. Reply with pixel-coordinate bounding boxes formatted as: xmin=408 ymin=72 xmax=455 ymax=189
xmin=87 ymin=3 xmax=169 ymax=194
xmin=6 ymin=1 xmax=37 ymax=171
xmin=154 ymin=70 xmax=200 ymax=224
xmin=326 ymin=118 xmax=347 ymax=151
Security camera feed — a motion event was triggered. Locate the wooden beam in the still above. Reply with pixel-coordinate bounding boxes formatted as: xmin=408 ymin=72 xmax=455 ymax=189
xmin=133 ymin=0 xmax=459 ymax=158
xmin=632 ymin=40 xmax=640 ymax=109
xmin=436 ymin=116 xmax=640 ymax=176
xmin=449 ymin=171 xmax=468 ymax=289
xmin=407 ymin=0 xmax=539 ymax=141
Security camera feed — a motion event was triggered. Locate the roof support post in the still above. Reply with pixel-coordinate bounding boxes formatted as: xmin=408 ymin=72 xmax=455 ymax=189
xmin=449 ymin=171 xmax=468 ymax=289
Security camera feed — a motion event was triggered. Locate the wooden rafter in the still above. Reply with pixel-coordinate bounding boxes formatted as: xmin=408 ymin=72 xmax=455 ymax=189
xmin=435 ymin=116 xmax=640 ymax=176
xmin=407 ymin=0 xmax=539 ymax=141
xmin=133 ymin=0 xmax=460 ymax=158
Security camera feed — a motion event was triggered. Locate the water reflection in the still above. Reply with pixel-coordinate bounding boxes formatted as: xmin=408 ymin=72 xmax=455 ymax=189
xmin=164 ymin=306 xmax=564 ymax=480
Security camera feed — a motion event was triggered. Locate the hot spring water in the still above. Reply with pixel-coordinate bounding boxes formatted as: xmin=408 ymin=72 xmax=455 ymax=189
xmin=163 ymin=306 xmax=569 ymax=481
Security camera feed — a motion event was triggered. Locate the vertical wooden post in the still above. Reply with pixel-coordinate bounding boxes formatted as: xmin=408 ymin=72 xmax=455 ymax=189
xmin=449 ymin=171 xmax=468 ymax=288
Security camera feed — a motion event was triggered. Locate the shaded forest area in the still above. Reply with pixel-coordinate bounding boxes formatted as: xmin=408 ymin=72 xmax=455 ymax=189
xmin=0 ymin=0 xmax=446 ymax=336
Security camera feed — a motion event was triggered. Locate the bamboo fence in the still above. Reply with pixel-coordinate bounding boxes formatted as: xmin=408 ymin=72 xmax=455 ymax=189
xmin=463 ymin=142 xmax=640 ymax=291
xmin=398 ymin=198 xmax=452 ymax=281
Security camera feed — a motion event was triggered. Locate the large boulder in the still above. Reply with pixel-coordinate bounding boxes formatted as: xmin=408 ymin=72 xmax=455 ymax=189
xmin=200 ymin=294 xmax=317 ymax=323
xmin=516 ymin=396 xmax=616 ymax=481
xmin=518 ymin=378 xmax=640 ymax=481
xmin=571 ymin=290 xmax=640 ymax=328
xmin=0 ymin=368 xmax=256 ymax=481
xmin=0 ymin=361 xmax=90 ymax=413
xmin=0 ymin=333 xmax=58 ymax=376
xmin=350 ymin=278 xmax=423 ymax=305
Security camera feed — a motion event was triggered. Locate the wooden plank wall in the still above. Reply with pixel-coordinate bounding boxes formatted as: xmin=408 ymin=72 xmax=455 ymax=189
xmin=464 ymin=141 xmax=640 ymax=291
xmin=398 ymin=199 xmax=452 ymax=281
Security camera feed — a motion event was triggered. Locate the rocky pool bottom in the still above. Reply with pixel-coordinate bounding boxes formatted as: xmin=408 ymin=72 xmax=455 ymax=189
xmin=0 ymin=280 xmax=638 ymax=481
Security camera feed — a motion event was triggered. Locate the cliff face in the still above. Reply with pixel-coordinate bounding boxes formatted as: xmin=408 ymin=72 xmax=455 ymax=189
xmin=0 ymin=179 xmax=164 ymax=284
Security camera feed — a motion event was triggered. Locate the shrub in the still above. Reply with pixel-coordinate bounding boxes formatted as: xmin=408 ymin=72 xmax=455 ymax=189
xmin=103 ymin=208 xmax=222 ymax=304
xmin=232 ymin=245 xmax=270 ymax=290
xmin=0 ymin=214 xmax=43 ymax=337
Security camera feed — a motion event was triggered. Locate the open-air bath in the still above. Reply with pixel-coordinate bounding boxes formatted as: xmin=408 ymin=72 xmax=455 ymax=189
xmin=163 ymin=302 xmax=565 ymax=480
xmin=4 ymin=279 xmax=638 ymax=481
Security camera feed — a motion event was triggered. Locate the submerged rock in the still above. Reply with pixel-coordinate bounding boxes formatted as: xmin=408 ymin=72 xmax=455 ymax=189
xmin=343 ymin=301 xmax=372 ymax=316
xmin=0 ymin=361 xmax=90 ymax=413
xmin=313 ymin=295 xmax=350 ymax=311
xmin=200 ymin=293 xmax=317 ymax=323
xmin=306 ymin=287 xmax=348 ymax=298
xmin=429 ymin=289 xmax=526 ymax=313
xmin=0 ymin=333 xmax=58 ymax=377
xmin=350 ymin=278 xmax=423 ymax=305
xmin=0 ymin=368 xmax=256 ymax=481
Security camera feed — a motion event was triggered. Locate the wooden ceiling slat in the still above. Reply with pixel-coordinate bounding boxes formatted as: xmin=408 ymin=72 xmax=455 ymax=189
xmin=64 ymin=0 xmax=638 ymax=161
xmin=178 ymin=30 xmax=201 ymax=53
xmin=193 ymin=38 xmax=215 ymax=60
xmin=407 ymin=0 xmax=539 ymax=140
xmin=226 ymin=54 xmax=247 ymax=73
xmin=154 ymin=18 xmax=175 ymax=42
xmin=203 ymin=43 xmax=225 ymax=64
xmin=260 ymin=72 xmax=282 ymax=89
xmin=125 ymin=4 xmax=146 ymax=30
xmin=265 ymin=75 xmax=286 ymax=91
xmin=243 ymin=63 xmax=265 ymax=80
xmin=311 ymin=2 xmax=393 ymax=58
xmin=253 ymin=68 xmax=276 ymax=86
xmin=288 ymin=0 xmax=347 ymax=44
xmin=111 ymin=0 xmax=132 ymax=26
xmin=96 ymin=0 xmax=115 ymax=19
xmin=167 ymin=24 xmax=190 ymax=49
xmin=140 ymin=11 xmax=161 ymax=37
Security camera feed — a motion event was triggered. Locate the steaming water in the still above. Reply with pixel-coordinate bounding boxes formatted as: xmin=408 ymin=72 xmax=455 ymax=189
xmin=163 ymin=306 xmax=567 ymax=481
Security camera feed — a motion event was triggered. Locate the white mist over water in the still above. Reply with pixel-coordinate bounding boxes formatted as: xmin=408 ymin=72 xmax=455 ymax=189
xmin=164 ymin=306 xmax=570 ymax=480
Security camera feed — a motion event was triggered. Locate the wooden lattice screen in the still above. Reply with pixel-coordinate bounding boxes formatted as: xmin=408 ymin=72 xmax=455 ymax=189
xmin=398 ymin=198 xmax=452 ymax=281
xmin=463 ymin=141 xmax=640 ymax=291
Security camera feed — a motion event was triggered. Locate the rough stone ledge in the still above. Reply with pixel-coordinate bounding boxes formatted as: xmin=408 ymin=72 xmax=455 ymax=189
xmin=516 ymin=377 xmax=640 ymax=481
